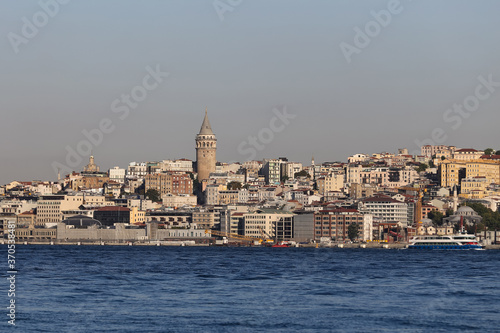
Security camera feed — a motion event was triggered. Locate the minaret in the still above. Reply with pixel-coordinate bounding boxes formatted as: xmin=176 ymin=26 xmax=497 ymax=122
xmin=452 ymin=185 xmax=458 ymax=213
xmin=195 ymin=108 xmax=217 ymax=181
xmin=311 ymin=155 xmax=316 ymax=180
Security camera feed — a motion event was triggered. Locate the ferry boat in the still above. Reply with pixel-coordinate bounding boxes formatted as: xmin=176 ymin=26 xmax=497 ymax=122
xmin=408 ymin=234 xmax=484 ymax=250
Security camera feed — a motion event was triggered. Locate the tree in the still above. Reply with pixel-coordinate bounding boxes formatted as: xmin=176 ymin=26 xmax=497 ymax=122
xmin=294 ymin=170 xmax=310 ymax=178
xmin=415 ymin=163 xmax=428 ymax=173
xmin=441 ymin=156 xmax=446 ymax=161
xmin=145 ymin=189 xmax=161 ymax=203
xmin=484 ymin=148 xmax=495 ymax=156
xmin=465 ymin=202 xmax=500 ymax=231
xmin=347 ymin=223 xmax=359 ymax=242
xmin=496 ymin=150 xmax=500 ymax=155
xmin=429 ymin=160 xmax=436 ymax=168
xmin=227 ymin=181 xmax=242 ymax=190
xmin=428 ymin=211 xmax=444 ymax=226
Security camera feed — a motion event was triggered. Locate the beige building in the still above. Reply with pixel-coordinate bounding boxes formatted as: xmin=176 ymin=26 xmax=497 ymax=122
xmin=196 ymin=109 xmax=217 ymax=181
xmin=130 ymin=206 xmax=146 ymax=225
xmin=439 ymin=160 xmax=465 ymax=188
xmin=162 ymin=194 xmax=197 ymax=208
xmin=440 ymin=159 xmax=500 ymax=188
xmin=70 ymin=173 xmax=109 ymax=191
xmin=243 ymin=209 xmax=294 ymax=239
xmin=36 ymin=195 xmax=85 ymax=225
xmin=452 ymin=148 xmax=484 ymax=161
xmin=83 ymin=155 xmax=100 ymax=172
xmin=192 ymin=211 xmax=219 ymax=229
xmin=460 ymin=177 xmax=491 ymax=199
xmin=317 ymin=172 xmax=344 ymax=195
xmin=421 ymin=145 xmax=456 ymax=158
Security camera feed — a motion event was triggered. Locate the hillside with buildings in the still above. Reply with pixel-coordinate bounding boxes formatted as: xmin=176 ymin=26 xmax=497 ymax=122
xmin=1 ymin=114 xmax=500 ymax=246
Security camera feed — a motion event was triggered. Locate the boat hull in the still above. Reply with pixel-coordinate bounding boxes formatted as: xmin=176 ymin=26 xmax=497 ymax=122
xmin=408 ymin=244 xmax=483 ymax=250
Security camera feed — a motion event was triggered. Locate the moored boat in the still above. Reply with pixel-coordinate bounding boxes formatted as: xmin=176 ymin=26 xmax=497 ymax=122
xmin=408 ymin=234 xmax=483 ymax=250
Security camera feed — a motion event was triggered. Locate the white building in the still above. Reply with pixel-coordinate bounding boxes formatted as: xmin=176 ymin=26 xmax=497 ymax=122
xmin=109 ymin=166 xmax=126 ymax=184
xmin=160 ymin=159 xmax=194 ymax=173
xmin=128 ymin=162 xmax=147 ymax=177
xmin=358 ymin=195 xmax=409 ymax=226
xmin=162 ymin=194 xmax=197 ymax=208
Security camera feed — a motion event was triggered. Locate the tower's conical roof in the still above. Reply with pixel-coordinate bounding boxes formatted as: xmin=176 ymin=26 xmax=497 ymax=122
xmin=199 ymin=108 xmax=214 ymax=135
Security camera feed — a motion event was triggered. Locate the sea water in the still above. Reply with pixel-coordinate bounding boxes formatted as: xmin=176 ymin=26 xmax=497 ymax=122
xmin=3 ymin=245 xmax=499 ymax=332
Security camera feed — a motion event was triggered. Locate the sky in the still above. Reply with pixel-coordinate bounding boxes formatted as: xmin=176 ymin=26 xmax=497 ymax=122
xmin=1 ymin=0 xmax=499 ymax=185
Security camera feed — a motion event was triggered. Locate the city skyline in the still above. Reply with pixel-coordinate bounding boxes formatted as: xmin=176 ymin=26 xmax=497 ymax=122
xmin=1 ymin=0 xmax=500 ymax=185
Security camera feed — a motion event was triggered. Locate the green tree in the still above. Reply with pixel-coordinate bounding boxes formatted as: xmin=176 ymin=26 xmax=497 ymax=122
xmin=227 ymin=181 xmax=242 ymax=190
xmin=294 ymin=170 xmax=310 ymax=178
xmin=465 ymin=202 xmax=500 ymax=230
xmin=415 ymin=163 xmax=428 ymax=173
xmin=347 ymin=223 xmax=359 ymax=241
xmin=429 ymin=160 xmax=436 ymax=168
xmin=441 ymin=156 xmax=446 ymax=161
xmin=145 ymin=189 xmax=161 ymax=203
xmin=496 ymin=150 xmax=500 ymax=155
xmin=484 ymin=148 xmax=494 ymax=155
xmin=428 ymin=211 xmax=444 ymax=226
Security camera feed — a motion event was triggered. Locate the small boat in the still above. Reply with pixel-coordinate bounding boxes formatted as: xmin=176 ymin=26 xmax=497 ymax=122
xmin=271 ymin=242 xmax=289 ymax=248
xmin=408 ymin=234 xmax=484 ymax=250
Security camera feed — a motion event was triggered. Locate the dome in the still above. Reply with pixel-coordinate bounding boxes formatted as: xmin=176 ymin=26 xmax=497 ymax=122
xmin=456 ymin=206 xmax=475 ymax=216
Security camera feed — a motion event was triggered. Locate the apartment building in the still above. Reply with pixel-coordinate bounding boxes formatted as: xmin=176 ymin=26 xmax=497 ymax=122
xmin=36 ymin=195 xmax=85 ymax=225
xmin=313 ymin=208 xmax=373 ymax=241
xmin=358 ymin=195 xmax=409 ymax=226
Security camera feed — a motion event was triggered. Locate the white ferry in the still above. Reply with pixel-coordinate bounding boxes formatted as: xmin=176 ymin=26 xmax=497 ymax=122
xmin=408 ymin=234 xmax=484 ymax=250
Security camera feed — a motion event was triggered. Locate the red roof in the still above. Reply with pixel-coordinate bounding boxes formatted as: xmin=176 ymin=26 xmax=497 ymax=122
xmin=480 ymin=155 xmax=500 ymax=160
xmin=455 ymin=148 xmax=479 ymax=152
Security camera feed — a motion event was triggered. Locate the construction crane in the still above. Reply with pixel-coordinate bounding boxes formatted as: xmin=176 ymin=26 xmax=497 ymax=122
xmin=257 ymin=226 xmax=275 ymax=244
xmin=205 ymin=229 xmax=264 ymax=244
xmin=398 ymin=186 xmax=427 ymax=226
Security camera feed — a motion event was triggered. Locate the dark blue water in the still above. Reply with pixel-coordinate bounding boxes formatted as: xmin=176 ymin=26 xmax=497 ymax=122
xmin=2 ymin=246 xmax=499 ymax=332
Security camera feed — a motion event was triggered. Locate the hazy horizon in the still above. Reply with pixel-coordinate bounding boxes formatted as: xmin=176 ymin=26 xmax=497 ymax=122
xmin=1 ymin=0 xmax=499 ymax=185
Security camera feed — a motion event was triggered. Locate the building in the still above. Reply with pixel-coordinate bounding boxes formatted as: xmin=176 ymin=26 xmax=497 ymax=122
xmin=128 ymin=162 xmax=147 ymax=177
xmin=292 ymin=211 xmax=315 ymax=242
xmin=243 ymin=209 xmax=294 ymax=240
xmin=93 ymin=206 xmax=130 ymax=226
xmin=145 ymin=172 xmax=192 ymax=196
xmin=460 ymin=177 xmax=491 ymax=199
xmin=69 ymin=172 xmax=109 ymax=191
xmin=83 ymin=155 xmax=100 ymax=172
xmin=358 ymin=195 xmax=409 ymax=226
xmin=196 ymin=109 xmax=217 ymax=181
xmin=452 ymin=148 xmax=484 ymax=161
xmin=109 ymin=167 xmax=126 ymax=183
xmin=282 ymin=162 xmax=303 ymax=180
xmin=439 ymin=160 xmax=466 ymax=188
xmin=36 ymin=195 xmax=85 ymax=226
xmin=262 ymin=159 xmax=281 ymax=185
xmin=421 ymin=145 xmax=456 ymax=158
xmin=160 ymin=159 xmax=194 ymax=173
xmin=192 ymin=210 xmax=219 ymax=229
xmin=162 ymin=194 xmax=197 ymax=208
xmin=317 ymin=172 xmax=344 ymax=195
xmin=440 ymin=159 xmax=500 ymax=188
xmin=313 ymin=209 xmax=372 ymax=242
xmin=130 ymin=207 xmax=146 ymax=225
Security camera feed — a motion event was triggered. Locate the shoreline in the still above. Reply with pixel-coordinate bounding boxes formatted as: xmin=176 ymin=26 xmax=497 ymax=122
xmin=3 ymin=240 xmax=500 ymax=250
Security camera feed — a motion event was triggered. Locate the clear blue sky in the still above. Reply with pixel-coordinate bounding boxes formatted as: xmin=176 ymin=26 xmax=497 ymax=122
xmin=1 ymin=0 xmax=499 ymax=184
